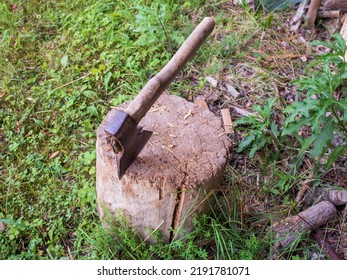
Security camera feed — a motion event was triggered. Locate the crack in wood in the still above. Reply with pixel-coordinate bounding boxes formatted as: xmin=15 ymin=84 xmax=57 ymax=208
xmin=169 ymin=186 xmax=187 ymax=242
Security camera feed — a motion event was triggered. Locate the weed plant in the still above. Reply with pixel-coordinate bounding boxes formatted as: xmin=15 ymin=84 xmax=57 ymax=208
xmin=235 ymin=34 xmax=347 ymax=193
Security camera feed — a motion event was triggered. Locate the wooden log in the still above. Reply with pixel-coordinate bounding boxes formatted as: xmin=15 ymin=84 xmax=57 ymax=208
xmin=323 ymin=0 xmax=347 ymax=11
xmin=272 ymin=201 xmax=336 ymax=249
xmin=290 ymin=0 xmax=308 ymax=32
xmin=96 ymin=93 xmax=231 ymax=242
xmin=328 ymin=189 xmax=347 ymax=206
xmin=304 ymin=0 xmax=321 ymax=29
xmin=318 ymin=10 xmax=340 ymax=19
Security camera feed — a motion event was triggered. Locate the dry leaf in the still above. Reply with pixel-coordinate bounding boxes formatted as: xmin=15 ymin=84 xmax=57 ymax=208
xmin=231 ymin=105 xmax=256 ymax=117
xmin=225 ymin=84 xmax=241 ymax=99
xmin=205 ymin=76 xmax=218 ymax=87
xmin=49 ymin=151 xmax=60 ymax=159
xmin=0 ymin=222 xmax=6 ymax=233
xmin=16 ymin=120 xmax=20 ymax=133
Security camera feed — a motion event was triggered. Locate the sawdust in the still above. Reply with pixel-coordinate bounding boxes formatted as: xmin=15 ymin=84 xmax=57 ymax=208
xmin=98 ymin=93 xmax=232 ymax=189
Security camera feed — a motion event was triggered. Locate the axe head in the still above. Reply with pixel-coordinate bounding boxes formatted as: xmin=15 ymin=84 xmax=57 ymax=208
xmin=104 ymin=111 xmax=153 ymax=179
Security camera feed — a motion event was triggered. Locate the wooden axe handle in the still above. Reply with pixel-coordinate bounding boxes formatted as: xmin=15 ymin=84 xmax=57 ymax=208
xmin=126 ymin=17 xmax=215 ymax=123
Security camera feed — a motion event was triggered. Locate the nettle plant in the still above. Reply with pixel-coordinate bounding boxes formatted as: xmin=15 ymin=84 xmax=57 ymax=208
xmin=236 ymin=34 xmax=347 ymax=173
xmin=283 ymin=34 xmax=347 ymax=170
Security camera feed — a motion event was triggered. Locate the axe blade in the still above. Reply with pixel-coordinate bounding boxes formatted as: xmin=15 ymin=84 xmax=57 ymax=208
xmin=104 ymin=111 xmax=153 ymax=179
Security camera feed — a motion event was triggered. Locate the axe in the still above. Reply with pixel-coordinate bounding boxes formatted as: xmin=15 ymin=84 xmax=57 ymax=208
xmin=104 ymin=17 xmax=215 ymax=179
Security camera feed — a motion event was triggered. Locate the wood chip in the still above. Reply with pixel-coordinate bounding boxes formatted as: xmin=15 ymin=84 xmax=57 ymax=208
xmin=221 ymin=108 xmax=233 ymax=134
xmin=194 ymin=97 xmax=209 ymax=109
xmin=184 ymin=109 xmax=192 ymax=120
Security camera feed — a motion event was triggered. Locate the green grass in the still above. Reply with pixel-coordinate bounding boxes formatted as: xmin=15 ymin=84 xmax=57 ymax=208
xmin=1 ymin=0 xmax=342 ymax=260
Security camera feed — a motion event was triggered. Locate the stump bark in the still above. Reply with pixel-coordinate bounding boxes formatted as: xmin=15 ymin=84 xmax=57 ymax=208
xmin=96 ymin=93 xmax=231 ymax=242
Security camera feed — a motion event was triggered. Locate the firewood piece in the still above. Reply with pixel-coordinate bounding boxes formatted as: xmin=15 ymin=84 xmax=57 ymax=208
xmin=317 ymin=10 xmax=340 ymax=19
xmin=290 ymin=0 xmax=308 ymax=32
xmin=328 ymin=189 xmax=347 ymax=206
xmin=304 ymin=0 xmax=321 ymax=29
xmin=272 ymin=201 xmax=336 ymax=249
xmin=323 ymin=0 xmax=347 ymax=11
xmin=314 ymin=230 xmax=342 ymax=260
xmin=221 ymin=108 xmax=234 ymax=134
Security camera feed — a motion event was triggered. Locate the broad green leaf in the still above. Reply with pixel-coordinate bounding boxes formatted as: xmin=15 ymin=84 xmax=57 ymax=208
xmin=236 ymin=134 xmax=255 ymax=152
xmin=282 ymin=117 xmax=312 ymax=136
xmin=290 ymin=135 xmax=315 ymax=173
xmin=87 ymin=105 xmax=98 ymax=116
xmin=234 ymin=115 xmax=259 ymax=127
xmin=326 ymin=145 xmax=347 ymax=169
xmin=270 ymin=122 xmax=279 ymax=137
xmin=310 ymin=119 xmax=335 ymax=158
xmin=82 ymin=90 xmax=97 ymax=99
xmin=283 ymin=99 xmax=318 ymax=125
xmin=104 ymin=71 xmax=112 ymax=92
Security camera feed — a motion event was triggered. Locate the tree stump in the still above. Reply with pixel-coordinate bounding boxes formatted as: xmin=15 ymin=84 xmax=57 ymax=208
xmin=96 ymin=93 xmax=231 ymax=242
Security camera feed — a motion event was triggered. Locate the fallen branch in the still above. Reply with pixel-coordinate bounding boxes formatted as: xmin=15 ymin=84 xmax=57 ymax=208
xmin=323 ymin=0 xmax=347 ymax=11
xmin=290 ymin=0 xmax=308 ymax=32
xmin=304 ymin=0 xmax=321 ymax=29
xmin=317 ymin=10 xmax=340 ymax=19
xmin=272 ymin=201 xmax=336 ymax=249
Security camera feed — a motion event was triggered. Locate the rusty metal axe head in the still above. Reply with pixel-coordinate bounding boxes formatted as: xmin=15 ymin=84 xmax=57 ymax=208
xmin=104 ymin=111 xmax=152 ymax=179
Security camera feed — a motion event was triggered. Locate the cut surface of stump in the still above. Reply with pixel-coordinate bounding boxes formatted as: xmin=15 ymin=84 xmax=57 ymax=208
xmin=96 ymin=93 xmax=231 ymax=242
